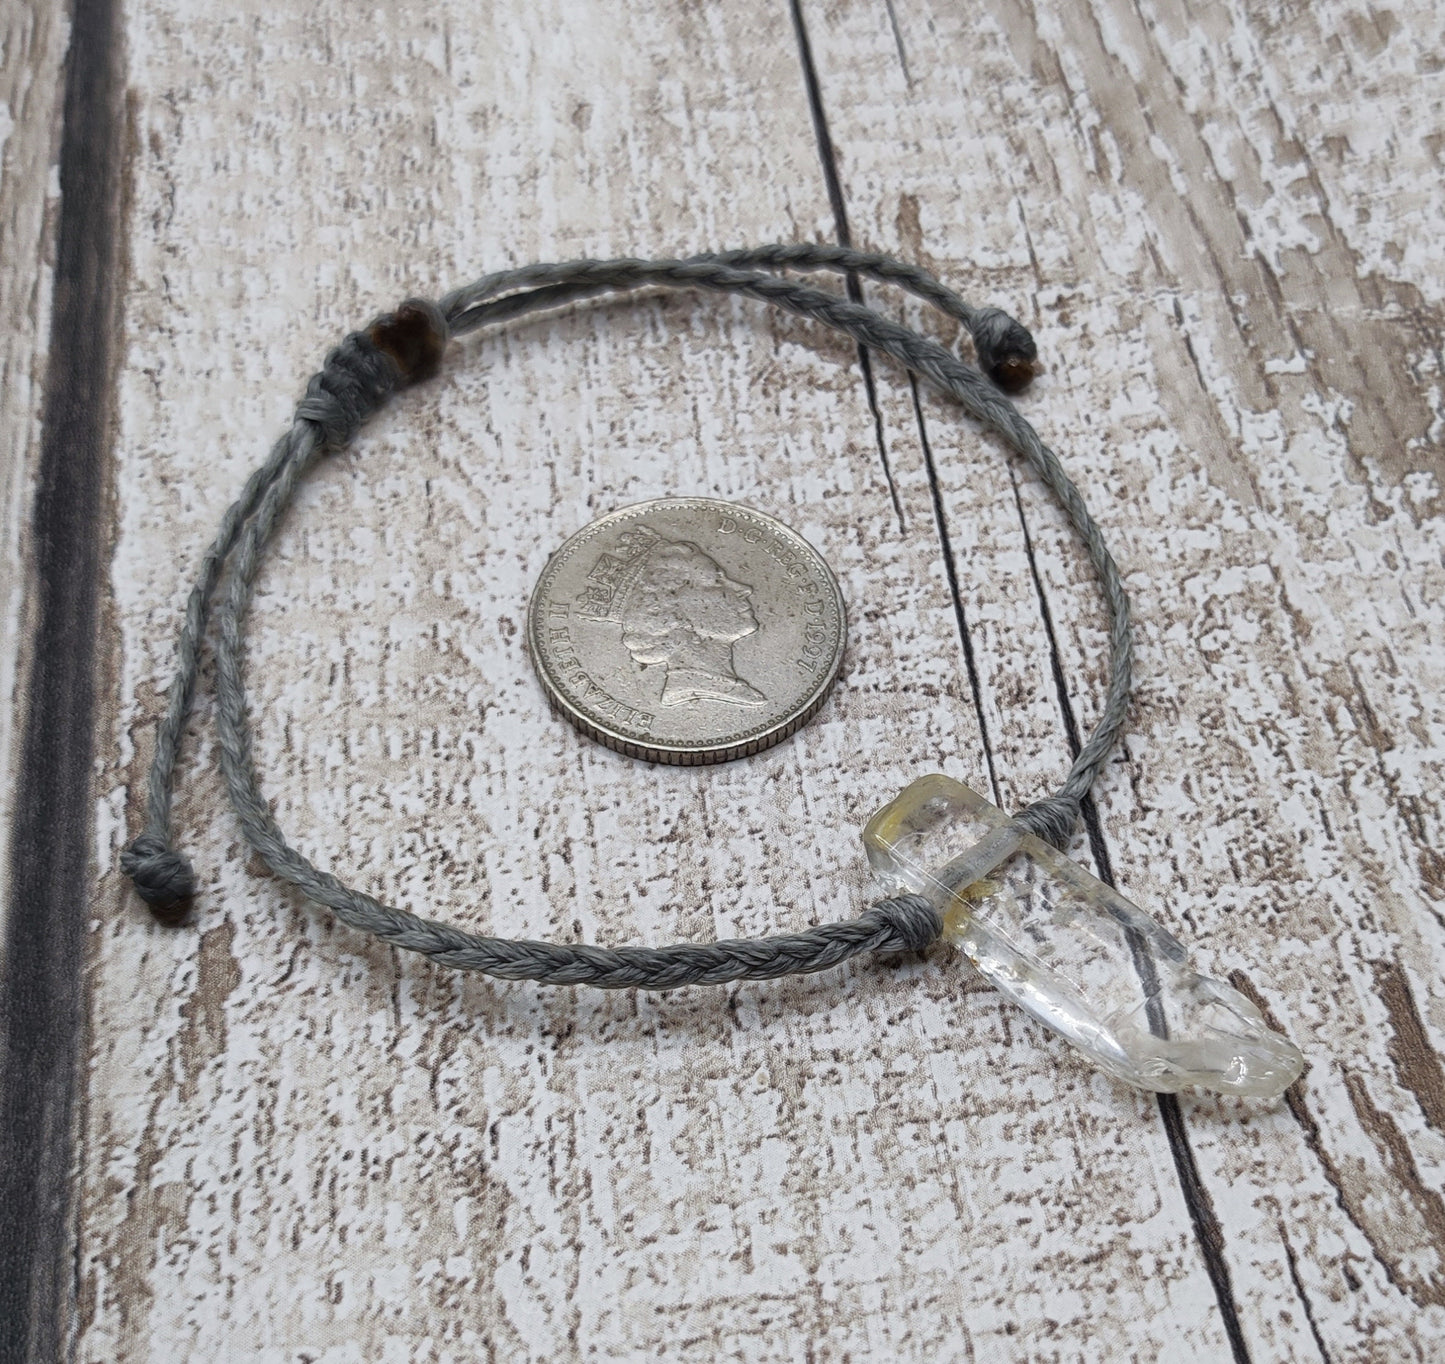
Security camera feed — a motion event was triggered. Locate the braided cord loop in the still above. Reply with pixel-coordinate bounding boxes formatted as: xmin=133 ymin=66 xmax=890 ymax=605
xmin=124 ymin=247 xmax=1134 ymax=989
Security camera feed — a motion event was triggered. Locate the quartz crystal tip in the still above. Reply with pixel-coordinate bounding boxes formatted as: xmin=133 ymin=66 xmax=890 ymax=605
xmin=1101 ymin=970 xmax=1305 ymax=1099
xmin=864 ymin=775 xmax=1305 ymax=1100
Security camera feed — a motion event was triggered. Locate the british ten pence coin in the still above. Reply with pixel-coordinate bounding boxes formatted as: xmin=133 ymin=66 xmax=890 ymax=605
xmin=527 ymin=499 xmax=846 ymax=764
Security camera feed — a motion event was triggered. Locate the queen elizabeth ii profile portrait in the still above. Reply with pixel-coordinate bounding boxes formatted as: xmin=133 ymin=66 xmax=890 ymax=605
xmin=577 ymin=526 xmax=767 ymax=708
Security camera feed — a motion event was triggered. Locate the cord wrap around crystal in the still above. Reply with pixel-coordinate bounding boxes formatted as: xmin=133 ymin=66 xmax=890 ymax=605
xmin=122 ymin=245 xmax=1135 ymax=991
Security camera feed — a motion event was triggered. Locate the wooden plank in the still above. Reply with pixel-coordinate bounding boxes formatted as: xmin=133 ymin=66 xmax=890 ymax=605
xmin=0 ymin=2 xmax=128 ymax=1359
xmin=801 ymin=0 xmax=1445 ymax=1358
xmin=0 ymin=1 xmax=66 ymax=937
xmin=62 ymin=1 xmax=1443 ymax=1363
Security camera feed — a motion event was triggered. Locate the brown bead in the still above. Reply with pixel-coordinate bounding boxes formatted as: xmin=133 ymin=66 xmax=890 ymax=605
xmin=147 ymin=897 xmax=194 ymax=928
xmin=989 ymin=355 xmax=1036 ymax=394
xmin=368 ymin=301 xmax=447 ymax=385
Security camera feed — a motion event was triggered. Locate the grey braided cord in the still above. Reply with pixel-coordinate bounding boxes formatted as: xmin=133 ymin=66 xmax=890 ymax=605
xmin=124 ymin=246 xmax=1135 ymax=988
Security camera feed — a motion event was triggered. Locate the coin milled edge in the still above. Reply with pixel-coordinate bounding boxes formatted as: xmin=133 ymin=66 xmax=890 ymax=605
xmin=526 ymin=498 xmax=847 ymax=765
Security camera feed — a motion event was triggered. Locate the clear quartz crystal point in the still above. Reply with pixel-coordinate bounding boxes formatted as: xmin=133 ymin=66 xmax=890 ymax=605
xmin=864 ymin=775 xmax=1304 ymax=1099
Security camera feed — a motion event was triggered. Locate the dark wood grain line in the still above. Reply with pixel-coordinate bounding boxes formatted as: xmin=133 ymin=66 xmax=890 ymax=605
xmin=1279 ymin=1223 xmax=1335 ymax=1364
xmin=787 ymin=0 xmax=906 ymax=532
xmin=882 ymin=0 xmax=913 ymax=88
xmin=1003 ymin=465 xmax=1118 ymax=855
xmin=0 ymin=0 xmax=125 ymax=1359
xmin=798 ymin=7 xmax=1259 ymax=1356
xmin=1273 ymin=1046 xmax=1417 ymax=1305
xmin=1006 ymin=466 xmax=1253 ymax=1363
xmin=1156 ymin=1095 xmax=1254 ymax=1364
xmin=1372 ymin=958 xmax=1445 ymax=1135
xmin=1342 ymin=1071 xmax=1445 ymax=1307
xmin=908 ymin=374 xmax=1003 ymax=806
xmin=792 ymin=0 xmax=1010 ymax=792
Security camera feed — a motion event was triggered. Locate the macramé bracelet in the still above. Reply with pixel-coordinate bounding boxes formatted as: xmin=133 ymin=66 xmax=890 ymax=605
xmin=121 ymin=245 xmax=1304 ymax=1099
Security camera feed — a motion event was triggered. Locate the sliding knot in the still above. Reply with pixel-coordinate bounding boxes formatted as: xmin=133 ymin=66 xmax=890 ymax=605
xmin=368 ymin=298 xmax=449 ymax=385
xmin=872 ymin=893 xmax=944 ymax=953
xmin=295 ymin=330 xmax=403 ymax=449
xmin=1014 ymin=796 xmax=1080 ymax=850
xmin=970 ymin=306 xmax=1038 ymax=393
xmin=121 ymin=834 xmax=197 ymax=924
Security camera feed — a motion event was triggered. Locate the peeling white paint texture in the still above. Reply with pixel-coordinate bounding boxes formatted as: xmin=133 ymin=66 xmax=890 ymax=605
xmin=0 ymin=0 xmax=1432 ymax=1359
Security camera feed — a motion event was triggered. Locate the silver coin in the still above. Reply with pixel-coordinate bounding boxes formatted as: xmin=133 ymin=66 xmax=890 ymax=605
xmin=527 ymin=498 xmax=846 ymax=764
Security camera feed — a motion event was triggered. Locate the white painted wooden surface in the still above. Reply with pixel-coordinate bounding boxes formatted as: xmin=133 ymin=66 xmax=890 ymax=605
xmin=1 ymin=0 xmax=1440 ymax=1358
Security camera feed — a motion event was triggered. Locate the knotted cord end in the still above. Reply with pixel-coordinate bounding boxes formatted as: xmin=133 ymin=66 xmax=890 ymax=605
xmin=295 ymin=331 xmax=399 ymax=449
xmin=970 ymin=306 xmax=1038 ymax=393
xmin=1014 ymin=796 xmax=1081 ymax=851
xmin=872 ymin=893 xmax=944 ymax=954
xmin=294 ymin=298 xmax=448 ymax=451
xmin=121 ymin=833 xmax=198 ymax=925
